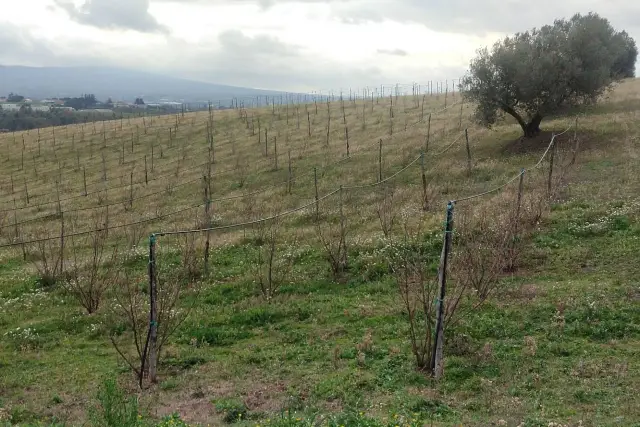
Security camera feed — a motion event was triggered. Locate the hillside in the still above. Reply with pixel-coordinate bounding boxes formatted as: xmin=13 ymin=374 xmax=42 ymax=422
xmin=0 ymin=65 xmax=295 ymax=103
xmin=0 ymin=81 xmax=638 ymax=426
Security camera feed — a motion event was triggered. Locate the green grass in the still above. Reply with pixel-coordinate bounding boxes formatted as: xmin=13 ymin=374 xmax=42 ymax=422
xmin=2 ymin=210 xmax=638 ymax=425
xmin=0 ymin=82 xmax=639 ymax=426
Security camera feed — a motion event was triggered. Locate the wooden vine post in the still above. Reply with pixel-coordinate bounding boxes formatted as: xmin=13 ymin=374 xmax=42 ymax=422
xmin=378 ymin=139 xmax=383 ymax=182
xmin=548 ymin=138 xmax=557 ymax=196
xmin=83 ymin=167 xmax=88 ymax=196
xmin=426 ymin=113 xmax=432 ymax=152
xmin=314 ymin=167 xmax=319 ymax=221
xmin=465 ymin=129 xmax=472 ymax=176
xmin=421 ymin=151 xmax=428 ymax=211
xmin=287 ymin=150 xmax=293 ymax=195
xmin=274 ymin=137 xmax=278 ymax=170
xmin=345 ymin=127 xmax=350 ymax=157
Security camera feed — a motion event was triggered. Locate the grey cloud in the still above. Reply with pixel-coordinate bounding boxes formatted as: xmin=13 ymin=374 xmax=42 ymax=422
xmin=330 ymin=0 xmax=640 ymax=36
xmin=181 ymin=30 xmax=381 ymax=90
xmin=217 ymin=30 xmax=302 ymax=58
xmin=0 ymin=22 xmax=387 ymax=91
xmin=376 ymin=48 xmax=407 ymax=57
xmin=0 ymin=24 xmax=62 ymax=66
xmin=258 ymin=0 xmax=275 ymax=9
xmin=55 ymin=0 xmax=168 ymax=33
xmin=164 ymin=0 xmax=638 ymax=81
xmin=154 ymin=30 xmax=385 ymax=90
xmin=151 ymin=0 xmax=640 ymax=38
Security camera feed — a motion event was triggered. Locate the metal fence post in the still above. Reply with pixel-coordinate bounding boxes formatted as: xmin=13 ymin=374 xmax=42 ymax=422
xmin=432 ymin=201 xmax=454 ymax=379
xmin=148 ymin=233 xmax=158 ymax=384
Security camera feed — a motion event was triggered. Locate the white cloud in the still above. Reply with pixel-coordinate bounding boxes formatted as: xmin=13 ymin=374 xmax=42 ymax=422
xmin=54 ymin=0 xmax=168 ymax=33
xmin=0 ymin=0 xmax=637 ymax=92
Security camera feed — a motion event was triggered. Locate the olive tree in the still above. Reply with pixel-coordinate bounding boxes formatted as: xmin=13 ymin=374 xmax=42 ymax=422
xmin=461 ymin=13 xmax=637 ymax=138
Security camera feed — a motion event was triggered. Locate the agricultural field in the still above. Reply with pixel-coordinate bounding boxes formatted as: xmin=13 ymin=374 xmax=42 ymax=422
xmin=0 ymin=79 xmax=638 ymax=427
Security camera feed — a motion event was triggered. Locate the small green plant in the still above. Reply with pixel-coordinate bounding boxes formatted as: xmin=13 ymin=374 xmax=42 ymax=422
xmin=260 ymin=410 xmax=319 ymax=426
xmin=4 ymin=327 xmax=42 ymax=351
xmin=157 ymin=412 xmax=190 ymax=427
xmin=214 ymin=398 xmax=248 ymax=424
xmin=160 ymin=378 xmax=179 ymax=391
xmin=89 ymin=378 xmax=142 ymax=427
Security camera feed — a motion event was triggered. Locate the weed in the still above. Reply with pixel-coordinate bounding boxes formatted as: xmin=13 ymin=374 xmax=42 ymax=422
xmin=156 ymin=412 xmax=191 ymax=427
xmin=89 ymin=378 xmax=142 ymax=427
xmin=214 ymin=398 xmax=248 ymax=424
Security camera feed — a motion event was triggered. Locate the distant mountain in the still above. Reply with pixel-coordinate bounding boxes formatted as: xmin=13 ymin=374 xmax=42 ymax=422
xmin=0 ymin=65 xmax=297 ymax=104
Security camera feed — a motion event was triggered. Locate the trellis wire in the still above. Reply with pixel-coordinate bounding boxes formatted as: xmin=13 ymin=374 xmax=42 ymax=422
xmin=3 ymin=98 xmax=463 ymax=231
xmin=0 ymin=85 xmax=460 ymax=193
xmin=430 ymin=123 xmax=574 ymax=379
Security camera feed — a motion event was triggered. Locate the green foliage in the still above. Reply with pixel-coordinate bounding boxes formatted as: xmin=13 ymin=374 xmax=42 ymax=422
xmin=7 ymin=93 xmax=24 ymax=103
xmin=327 ymin=410 xmax=424 ymax=427
xmin=612 ymin=31 xmax=638 ymax=78
xmin=162 ymin=355 xmax=207 ymax=371
xmin=255 ymin=410 xmax=434 ymax=427
xmin=89 ymin=378 xmax=142 ymax=427
xmin=214 ymin=398 xmax=248 ymax=424
xmin=63 ymin=94 xmax=97 ymax=110
xmin=3 ymin=326 xmax=44 ymax=351
xmin=156 ymin=413 xmax=190 ymax=427
xmin=258 ymin=411 xmax=319 ymax=426
xmin=0 ymin=108 xmax=80 ymax=132
xmin=563 ymin=304 xmax=640 ymax=340
xmin=229 ymin=307 xmax=286 ymax=327
xmin=462 ymin=12 xmax=637 ymax=136
xmin=5 ymin=405 xmax=39 ymax=424
xmin=178 ymin=322 xmax=253 ymax=346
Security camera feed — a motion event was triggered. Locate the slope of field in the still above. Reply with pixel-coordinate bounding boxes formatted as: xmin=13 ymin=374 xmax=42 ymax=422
xmin=0 ymin=80 xmax=638 ymax=427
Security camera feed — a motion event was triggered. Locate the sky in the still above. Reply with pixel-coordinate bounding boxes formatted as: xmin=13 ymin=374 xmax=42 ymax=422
xmin=1 ymin=0 xmax=639 ymax=92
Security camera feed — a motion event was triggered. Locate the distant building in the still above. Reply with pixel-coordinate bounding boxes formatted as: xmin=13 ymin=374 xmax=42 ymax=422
xmin=77 ymin=109 xmax=112 ymax=114
xmin=31 ymin=105 xmax=51 ymax=112
xmin=51 ymin=106 xmax=75 ymax=112
xmin=146 ymin=101 xmax=183 ymax=110
xmin=0 ymin=103 xmax=22 ymax=112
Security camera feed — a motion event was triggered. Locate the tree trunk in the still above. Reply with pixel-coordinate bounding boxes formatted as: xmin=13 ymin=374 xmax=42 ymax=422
xmin=501 ymin=105 xmax=543 ymax=138
xmin=523 ymin=114 xmax=543 ymax=138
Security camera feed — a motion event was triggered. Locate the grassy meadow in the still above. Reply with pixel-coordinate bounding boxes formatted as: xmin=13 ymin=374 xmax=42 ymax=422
xmin=0 ymin=80 xmax=638 ymax=427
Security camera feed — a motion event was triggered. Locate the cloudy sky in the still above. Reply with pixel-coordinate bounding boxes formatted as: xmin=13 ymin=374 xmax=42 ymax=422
xmin=2 ymin=0 xmax=639 ymax=92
